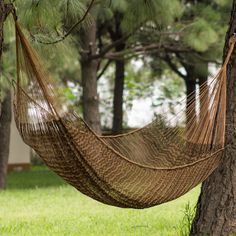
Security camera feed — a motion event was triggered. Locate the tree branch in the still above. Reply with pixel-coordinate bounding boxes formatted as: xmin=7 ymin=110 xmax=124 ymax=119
xmin=87 ymin=33 xmax=132 ymax=60
xmin=101 ymin=43 xmax=191 ymax=60
xmin=163 ymin=54 xmax=187 ymax=79
xmin=97 ymin=60 xmax=112 ymax=80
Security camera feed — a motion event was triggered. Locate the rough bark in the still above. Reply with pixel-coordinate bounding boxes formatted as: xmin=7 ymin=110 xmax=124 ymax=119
xmin=112 ymin=58 xmax=125 ymax=134
xmin=0 ymin=91 xmax=11 ymax=189
xmin=111 ymin=14 xmax=125 ymax=134
xmin=190 ymin=1 xmax=236 ymax=235
xmin=0 ymin=0 xmax=4 ymax=61
xmin=81 ymin=19 xmax=101 ymax=134
xmin=0 ymin=0 xmax=12 ymax=189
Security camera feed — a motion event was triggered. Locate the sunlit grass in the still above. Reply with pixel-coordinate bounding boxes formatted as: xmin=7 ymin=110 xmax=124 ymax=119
xmin=0 ymin=166 xmax=200 ymax=236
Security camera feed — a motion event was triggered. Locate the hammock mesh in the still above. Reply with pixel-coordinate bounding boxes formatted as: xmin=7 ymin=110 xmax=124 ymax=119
xmin=13 ymin=21 xmax=235 ymax=209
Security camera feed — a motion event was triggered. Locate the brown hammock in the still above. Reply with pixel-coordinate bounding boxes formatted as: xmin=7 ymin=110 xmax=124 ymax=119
xmin=12 ymin=20 xmax=236 ymax=209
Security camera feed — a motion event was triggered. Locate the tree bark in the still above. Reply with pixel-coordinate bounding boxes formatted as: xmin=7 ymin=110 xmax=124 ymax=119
xmin=81 ymin=20 xmax=101 ymax=134
xmin=112 ymin=58 xmax=125 ymax=134
xmin=191 ymin=1 xmax=236 ymax=235
xmin=0 ymin=0 xmax=12 ymax=189
xmin=0 ymin=0 xmax=4 ymax=61
xmin=0 ymin=91 xmax=11 ymax=189
xmin=110 ymin=13 xmax=125 ymax=134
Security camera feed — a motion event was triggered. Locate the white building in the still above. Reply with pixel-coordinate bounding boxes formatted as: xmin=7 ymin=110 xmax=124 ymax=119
xmin=8 ymin=117 xmax=31 ymax=171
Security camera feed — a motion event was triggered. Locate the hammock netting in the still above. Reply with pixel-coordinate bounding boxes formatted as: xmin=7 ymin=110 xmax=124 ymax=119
xmin=13 ymin=21 xmax=235 ymax=209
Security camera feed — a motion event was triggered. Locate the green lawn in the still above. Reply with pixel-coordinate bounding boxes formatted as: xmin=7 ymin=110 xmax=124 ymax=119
xmin=0 ymin=166 xmax=200 ymax=236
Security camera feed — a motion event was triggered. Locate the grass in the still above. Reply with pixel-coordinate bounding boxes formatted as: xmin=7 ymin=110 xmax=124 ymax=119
xmin=0 ymin=166 xmax=200 ymax=236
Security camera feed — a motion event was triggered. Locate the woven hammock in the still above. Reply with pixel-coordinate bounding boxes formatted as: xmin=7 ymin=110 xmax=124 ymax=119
xmin=12 ymin=20 xmax=236 ymax=209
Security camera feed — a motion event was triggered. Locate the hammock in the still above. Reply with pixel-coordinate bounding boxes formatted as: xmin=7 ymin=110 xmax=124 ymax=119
xmin=12 ymin=20 xmax=236 ymax=209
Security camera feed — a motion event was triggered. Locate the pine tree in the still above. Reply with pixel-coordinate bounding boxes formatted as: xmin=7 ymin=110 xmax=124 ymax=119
xmin=96 ymin=0 xmax=183 ymax=133
xmin=136 ymin=0 xmax=230 ymax=124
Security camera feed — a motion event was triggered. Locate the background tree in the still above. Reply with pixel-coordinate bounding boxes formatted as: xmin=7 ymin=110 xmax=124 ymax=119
xmin=96 ymin=0 xmax=183 ymax=133
xmin=107 ymin=11 xmax=126 ymax=134
xmin=28 ymin=0 xmax=183 ymax=134
xmin=15 ymin=0 xmax=101 ymax=132
xmin=0 ymin=0 xmax=89 ymax=187
xmin=80 ymin=17 xmax=101 ymax=133
xmin=134 ymin=0 xmax=229 ymax=125
xmin=0 ymin=0 xmax=13 ymax=189
xmin=0 ymin=90 xmax=11 ymax=189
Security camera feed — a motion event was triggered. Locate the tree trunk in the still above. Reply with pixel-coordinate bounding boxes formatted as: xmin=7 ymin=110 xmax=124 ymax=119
xmin=0 ymin=91 xmax=11 ymax=189
xmin=111 ymin=13 xmax=125 ymax=134
xmin=184 ymin=73 xmax=196 ymax=127
xmin=81 ymin=20 xmax=101 ymax=134
xmin=0 ymin=0 xmax=12 ymax=189
xmin=0 ymin=0 xmax=4 ymax=61
xmin=191 ymin=1 xmax=236 ymax=235
xmin=112 ymin=52 xmax=125 ymax=134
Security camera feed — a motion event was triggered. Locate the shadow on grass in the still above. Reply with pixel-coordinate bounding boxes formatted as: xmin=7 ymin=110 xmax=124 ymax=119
xmin=7 ymin=165 xmax=66 ymax=190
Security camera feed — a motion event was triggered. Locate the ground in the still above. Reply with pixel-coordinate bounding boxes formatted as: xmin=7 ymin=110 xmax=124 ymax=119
xmin=0 ymin=166 xmax=199 ymax=236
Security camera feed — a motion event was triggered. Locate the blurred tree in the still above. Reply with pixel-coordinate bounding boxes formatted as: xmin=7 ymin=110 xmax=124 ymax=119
xmin=107 ymin=12 xmax=126 ymax=134
xmin=80 ymin=2 xmax=101 ymax=133
xmin=0 ymin=0 xmax=13 ymax=189
xmin=96 ymin=0 xmax=183 ymax=133
xmin=168 ymin=0 xmax=229 ymax=124
xmin=136 ymin=0 xmax=230 ymax=125
xmin=14 ymin=0 xmax=101 ymax=132
xmin=0 ymin=0 xmax=91 ymax=188
xmin=0 ymin=90 xmax=11 ymax=189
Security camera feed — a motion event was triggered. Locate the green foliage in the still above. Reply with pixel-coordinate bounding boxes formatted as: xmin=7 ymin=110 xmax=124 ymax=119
xmin=6 ymin=0 xmax=82 ymax=85
xmin=18 ymin=0 xmax=62 ymax=30
xmin=181 ymin=1 xmax=231 ymax=55
xmin=152 ymin=73 xmax=185 ymax=117
xmin=97 ymin=7 xmax=113 ymax=24
xmin=143 ymin=0 xmax=231 ymax=91
xmin=183 ymin=18 xmax=218 ymax=52
xmin=214 ymin=0 xmax=232 ymax=7
xmin=98 ymin=60 xmax=156 ymax=128
xmin=160 ymin=77 xmax=184 ymax=100
xmin=60 ymin=87 xmax=76 ymax=102
xmin=97 ymin=0 xmax=127 ymax=23
xmin=62 ymin=0 xmax=92 ymax=28
xmin=109 ymin=0 xmax=128 ymax=12
xmin=1 ymin=0 xmax=232 ymax=129
xmin=17 ymin=0 xmax=92 ymax=31
xmin=14 ymin=0 xmax=93 ymax=53
xmin=124 ymin=61 xmax=153 ymax=111
xmin=200 ymin=5 xmax=221 ymax=23
xmin=122 ymin=0 xmax=183 ymax=32
xmin=0 ymin=18 xmax=16 ymax=98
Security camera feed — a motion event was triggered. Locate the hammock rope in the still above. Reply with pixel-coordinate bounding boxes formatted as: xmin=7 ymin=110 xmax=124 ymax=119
xmin=12 ymin=18 xmax=236 ymax=208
